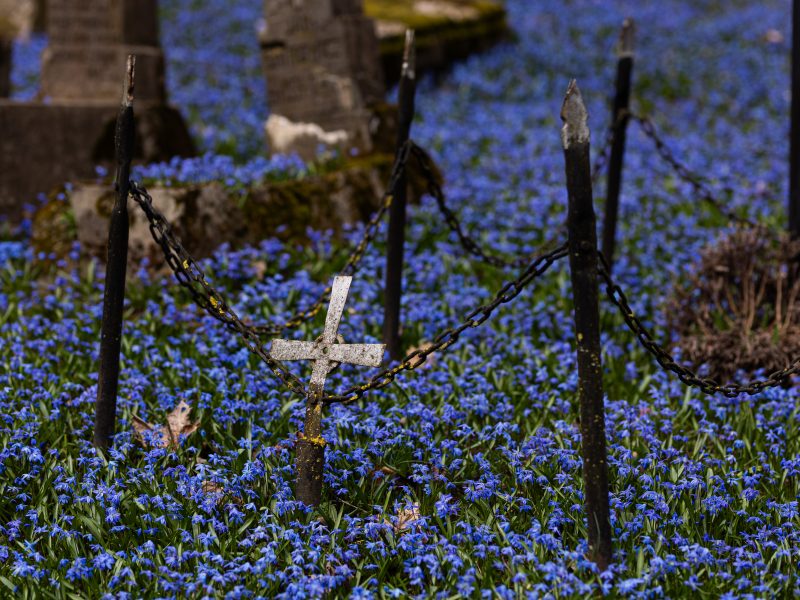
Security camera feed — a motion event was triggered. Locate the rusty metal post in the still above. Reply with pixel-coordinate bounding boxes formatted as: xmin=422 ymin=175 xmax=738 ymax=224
xmin=94 ymin=56 xmax=136 ymax=451
xmin=561 ymin=80 xmax=612 ymax=571
xmin=791 ymin=0 xmax=800 ymax=237
xmin=382 ymin=30 xmax=417 ymax=360
xmin=601 ymin=19 xmax=635 ymax=272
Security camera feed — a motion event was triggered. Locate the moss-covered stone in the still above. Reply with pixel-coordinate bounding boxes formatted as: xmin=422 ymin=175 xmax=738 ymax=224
xmin=31 ymin=156 xmax=417 ymax=266
xmin=365 ymin=0 xmax=508 ymax=83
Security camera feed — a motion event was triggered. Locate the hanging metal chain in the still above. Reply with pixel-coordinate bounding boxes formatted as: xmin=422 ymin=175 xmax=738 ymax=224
xmin=324 ymin=242 xmax=569 ymax=404
xmin=591 ymin=123 xmax=615 ymax=186
xmin=597 ymin=251 xmax=799 ymax=397
xmin=249 ymin=140 xmax=415 ymax=335
xmin=411 ymin=143 xmax=566 ymax=269
xmin=129 ymin=181 xmax=308 ymax=396
xmin=630 ymin=114 xmax=754 ymax=227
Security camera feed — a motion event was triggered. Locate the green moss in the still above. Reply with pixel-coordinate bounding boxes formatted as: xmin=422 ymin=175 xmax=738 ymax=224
xmin=364 ymin=0 xmax=504 ymax=28
xmin=365 ymin=0 xmax=508 ymax=81
xmin=31 ymin=192 xmax=78 ymax=261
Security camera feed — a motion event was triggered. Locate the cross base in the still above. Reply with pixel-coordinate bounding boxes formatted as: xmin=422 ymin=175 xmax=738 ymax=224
xmin=296 ymin=437 xmax=325 ymax=505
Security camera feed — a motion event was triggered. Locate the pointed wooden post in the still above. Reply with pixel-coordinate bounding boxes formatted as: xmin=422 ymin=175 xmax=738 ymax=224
xmin=601 ymin=18 xmax=635 ymax=272
xmin=94 ymin=56 xmax=136 ymax=451
xmin=790 ymin=0 xmax=800 ymax=237
xmin=382 ymin=30 xmax=417 ymax=360
xmin=561 ymin=80 xmax=612 ymax=571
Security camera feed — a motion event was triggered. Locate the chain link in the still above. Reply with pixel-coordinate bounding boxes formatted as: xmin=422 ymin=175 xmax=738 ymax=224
xmin=411 ymin=143 xmax=566 ymax=269
xmin=324 ymin=242 xmax=569 ymax=404
xmin=591 ymin=124 xmax=615 ymax=186
xmin=129 ymin=181 xmax=309 ymax=396
xmin=630 ymin=114 xmax=754 ymax=227
xmin=131 ymin=175 xmax=567 ymax=404
xmin=597 ymin=251 xmax=799 ymax=397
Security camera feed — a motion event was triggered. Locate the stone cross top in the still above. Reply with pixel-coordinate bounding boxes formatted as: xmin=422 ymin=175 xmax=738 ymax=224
xmin=270 ymin=275 xmax=384 ymax=505
xmin=271 ymin=276 xmax=384 ymax=397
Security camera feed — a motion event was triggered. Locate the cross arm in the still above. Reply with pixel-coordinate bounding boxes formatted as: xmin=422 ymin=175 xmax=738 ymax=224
xmin=326 ymin=343 xmax=385 ymax=367
xmin=270 ymin=339 xmax=319 ymax=361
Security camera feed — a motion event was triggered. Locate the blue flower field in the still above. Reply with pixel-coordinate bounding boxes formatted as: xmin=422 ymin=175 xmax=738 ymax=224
xmin=3 ymin=0 xmax=800 ymax=597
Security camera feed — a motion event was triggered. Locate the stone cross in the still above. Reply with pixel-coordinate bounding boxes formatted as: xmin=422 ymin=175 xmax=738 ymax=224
xmin=270 ymin=275 xmax=384 ymax=505
xmin=271 ymin=275 xmax=384 ymax=398
xmin=41 ymin=0 xmax=165 ymax=103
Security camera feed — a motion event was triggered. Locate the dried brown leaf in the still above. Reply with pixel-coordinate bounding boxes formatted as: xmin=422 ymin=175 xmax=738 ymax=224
xmin=383 ymin=503 xmax=421 ymax=534
xmin=132 ymin=401 xmax=200 ymax=449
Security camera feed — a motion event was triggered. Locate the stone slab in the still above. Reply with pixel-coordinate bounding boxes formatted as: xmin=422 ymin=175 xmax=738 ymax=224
xmin=55 ymin=159 xmax=391 ymax=265
xmin=262 ymin=0 xmax=384 ymax=157
xmin=0 ymin=99 xmax=194 ymax=223
xmin=41 ymin=45 xmax=165 ymax=103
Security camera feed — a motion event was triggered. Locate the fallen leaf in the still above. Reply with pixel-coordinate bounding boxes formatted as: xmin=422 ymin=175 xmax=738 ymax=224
xmin=252 ymin=260 xmax=268 ymax=280
xmin=202 ymin=481 xmax=225 ymax=495
xmin=384 ymin=503 xmax=421 ymax=533
xmin=132 ymin=400 xmax=200 ymax=449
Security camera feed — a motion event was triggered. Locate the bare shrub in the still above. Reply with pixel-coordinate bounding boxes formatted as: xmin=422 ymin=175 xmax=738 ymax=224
xmin=667 ymin=227 xmax=800 ymax=382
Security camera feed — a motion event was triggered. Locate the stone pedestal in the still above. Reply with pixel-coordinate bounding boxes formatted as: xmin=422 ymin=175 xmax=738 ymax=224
xmin=261 ymin=0 xmax=384 ymax=159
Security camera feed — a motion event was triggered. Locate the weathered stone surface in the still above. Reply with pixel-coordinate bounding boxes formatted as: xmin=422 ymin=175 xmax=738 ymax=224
xmin=33 ymin=156 xmax=398 ymax=264
xmin=1 ymin=0 xmax=194 ymax=224
xmin=41 ymin=0 xmax=165 ymax=103
xmin=261 ymin=0 xmax=384 ymax=157
xmin=0 ymin=100 xmax=195 ymax=222
xmin=265 ymin=114 xmax=349 ymax=161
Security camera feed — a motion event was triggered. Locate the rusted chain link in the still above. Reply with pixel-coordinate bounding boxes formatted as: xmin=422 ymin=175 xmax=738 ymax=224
xmin=324 ymin=242 xmax=569 ymax=404
xmin=411 ymin=143 xmax=566 ymax=269
xmin=591 ymin=124 xmax=615 ymax=186
xmin=129 ymin=181 xmax=308 ymax=396
xmin=597 ymin=251 xmax=798 ymax=397
xmin=630 ymin=114 xmax=755 ymax=227
xmin=132 ymin=141 xmax=413 ymax=339
xmin=132 ymin=176 xmax=567 ymax=403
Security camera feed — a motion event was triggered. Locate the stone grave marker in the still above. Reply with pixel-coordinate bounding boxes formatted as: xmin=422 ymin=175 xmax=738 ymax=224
xmin=0 ymin=0 xmax=193 ymax=223
xmin=261 ymin=0 xmax=385 ymax=159
xmin=41 ymin=0 xmax=165 ymax=103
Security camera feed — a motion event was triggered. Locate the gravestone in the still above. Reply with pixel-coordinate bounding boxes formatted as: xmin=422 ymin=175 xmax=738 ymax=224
xmin=0 ymin=0 xmax=194 ymax=223
xmin=261 ymin=0 xmax=385 ymax=159
xmin=41 ymin=0 xmax=165 ymax=103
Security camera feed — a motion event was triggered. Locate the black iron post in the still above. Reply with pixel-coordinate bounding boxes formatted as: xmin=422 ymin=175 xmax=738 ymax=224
xmin=791 ymin=0 xmax=800 ymax=237
xmin=601 ymin=18 xmax=635 ymax=272
xmin=94 ymin=56 xmax=136 ymax=451
xmin=0 ymin=38 xmax=11 ymax=98
xmin=382 ymin=30 xmax=417 ymax=360
xmin=561 ymin=80 xmax=613 ymax=571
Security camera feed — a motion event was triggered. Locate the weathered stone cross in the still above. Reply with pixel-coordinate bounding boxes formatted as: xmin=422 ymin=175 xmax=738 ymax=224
xmin=270 ymin=275 xmax=385 ymax=505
